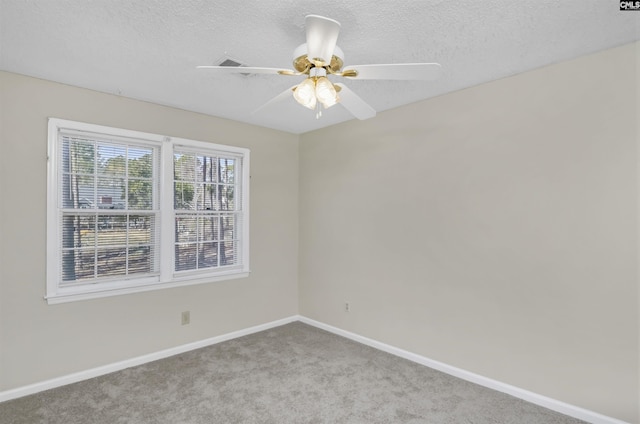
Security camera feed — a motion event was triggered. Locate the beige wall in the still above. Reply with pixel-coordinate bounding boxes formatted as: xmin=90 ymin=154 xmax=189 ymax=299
xmin=0 ymin=71 xmax=299 ymax=390
xmin=637 ymin=40 xmax=640 ymax=424
xmin=299 ymin=43 xmax=639 ymax=423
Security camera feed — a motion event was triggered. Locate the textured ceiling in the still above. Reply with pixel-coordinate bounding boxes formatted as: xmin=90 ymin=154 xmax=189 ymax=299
xmin=1 ymin=0 xmax=639 ymax=134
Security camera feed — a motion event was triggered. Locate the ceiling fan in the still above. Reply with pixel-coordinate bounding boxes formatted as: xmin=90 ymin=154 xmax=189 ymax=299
xmin=198 ymin=15 xmax=442 ymax=120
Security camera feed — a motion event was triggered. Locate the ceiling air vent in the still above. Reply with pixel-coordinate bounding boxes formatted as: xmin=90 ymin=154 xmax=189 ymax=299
xmin=217 ymin=56 xmax=251 ymax=76
xmin=218 ymin=58 xmax=244 ymax=67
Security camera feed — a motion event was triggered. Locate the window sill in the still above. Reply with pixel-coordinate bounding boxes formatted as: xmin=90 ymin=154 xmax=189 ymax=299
xmin=45 ymin=271 xmax=250 ymax=305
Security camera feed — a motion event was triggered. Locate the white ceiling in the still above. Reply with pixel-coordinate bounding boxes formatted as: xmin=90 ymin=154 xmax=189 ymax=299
xmin=1 ymin=1 xmax=638 ymax=134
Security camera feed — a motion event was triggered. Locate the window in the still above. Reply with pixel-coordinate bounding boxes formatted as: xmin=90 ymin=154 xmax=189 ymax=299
xmin=47 ymin=118 xmax=250 ymax=303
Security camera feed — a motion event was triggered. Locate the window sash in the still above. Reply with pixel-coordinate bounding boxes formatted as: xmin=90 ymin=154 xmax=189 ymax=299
xmin=58 ymin=211 xmax=160 ymax=285
xmin=172 ymin=147 xmax=245 ymax=275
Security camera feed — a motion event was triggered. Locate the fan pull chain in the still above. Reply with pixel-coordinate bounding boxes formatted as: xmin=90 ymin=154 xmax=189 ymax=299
xmin=316 ymin=103 xmax=322 ymax=119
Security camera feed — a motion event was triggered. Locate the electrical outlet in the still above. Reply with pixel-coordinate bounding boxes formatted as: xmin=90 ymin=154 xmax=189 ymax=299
xmin=344 ymin=302 xmax=350 ymax=312
xmin=181 ymin=311 xmax=190 ymax=325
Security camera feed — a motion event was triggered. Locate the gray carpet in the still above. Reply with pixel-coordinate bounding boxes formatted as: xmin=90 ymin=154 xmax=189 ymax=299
xmin=0 ymin=322 xmax=586 ymax=423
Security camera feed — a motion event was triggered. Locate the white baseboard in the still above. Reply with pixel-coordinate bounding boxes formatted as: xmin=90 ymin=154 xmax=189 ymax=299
xmin=297 ymin=316 xmax=630 ymax=424
xmin=0 ymin=315 xmax=298 ymax=403
xmin=0 ymin=314 xmax=630 ymax=424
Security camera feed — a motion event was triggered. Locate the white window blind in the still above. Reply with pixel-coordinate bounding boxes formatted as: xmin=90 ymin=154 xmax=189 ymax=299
xmin=47 ymin=119 xmax=250 ymax=304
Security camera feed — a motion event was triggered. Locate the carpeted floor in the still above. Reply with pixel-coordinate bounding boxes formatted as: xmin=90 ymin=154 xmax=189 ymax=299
xmin=0 ymin=322 xmax=587 ymax=423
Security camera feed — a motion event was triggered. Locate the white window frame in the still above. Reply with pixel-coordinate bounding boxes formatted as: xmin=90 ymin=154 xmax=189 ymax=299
xmin=46 ymin=118 xmax=250 ymax=304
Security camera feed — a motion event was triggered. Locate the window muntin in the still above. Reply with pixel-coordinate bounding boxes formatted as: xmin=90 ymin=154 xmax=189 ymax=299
xmin=47 ymin=119 xmax=250 ymax=303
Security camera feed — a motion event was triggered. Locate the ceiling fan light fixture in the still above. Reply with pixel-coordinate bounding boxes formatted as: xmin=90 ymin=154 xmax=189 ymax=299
xmin=198 ymin=14 xmax=441 ymax=122
xmin=315 ymin=76 xmax=339 ymax=108
xmin=293 ymin=78 xmax=317 ymax=109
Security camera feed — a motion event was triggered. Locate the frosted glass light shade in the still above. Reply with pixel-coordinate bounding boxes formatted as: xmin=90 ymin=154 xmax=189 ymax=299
xmin=293 ymin=78 xmax=317 ymax=109
xmin=315 ymin=77 xmax=339 ymax=108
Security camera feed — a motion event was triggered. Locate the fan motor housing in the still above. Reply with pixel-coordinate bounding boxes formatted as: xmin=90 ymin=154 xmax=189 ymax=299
xmin=292 ymin=43 xmax=344 ymax=73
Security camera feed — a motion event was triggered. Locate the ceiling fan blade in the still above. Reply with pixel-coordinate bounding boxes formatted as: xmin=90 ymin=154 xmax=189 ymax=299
xmin=196 ymin=66 xmax=290 ymax=75
xmin=305 ymin=15 xmax=341 ymax=66
xmin=252 ymin=85 xmax=297 ymax=115
xmin=335 ymin=83 xmax=376 ymax=120
xmin=341 ymin=63 xmax=442 ymax=80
